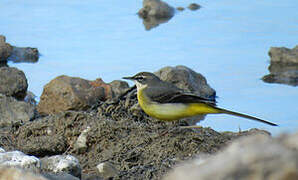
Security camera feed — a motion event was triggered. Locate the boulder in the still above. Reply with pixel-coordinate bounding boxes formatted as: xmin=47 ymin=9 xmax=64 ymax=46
xmin=269 ymin=46 xmax=298 ymax=64
xmin=41 ymin=155 xmax=81 ymax=178
xmin=0 ymin=94 xmax=35 ymax=128
xmin=138 ymin=0 xmax=174 ymax=19
xmin=0 ymin=35 xmax=13 ymax=62
xmin=155 ymin=65 xmax=216 ymax=100
xmin=109 ymin=80 xmax=129 ymax=97
xmin=37 ymin=75 xmax=113 ymax=115
xmin=0 ymin=167 xmax=48 ymax=180
xmin=0 ymin=67 xmax=28 ymax=100
xmin=0 ymin=151 xmax=40 ymax=172
xmin=164 ymin=133 xmax=298 ymax=180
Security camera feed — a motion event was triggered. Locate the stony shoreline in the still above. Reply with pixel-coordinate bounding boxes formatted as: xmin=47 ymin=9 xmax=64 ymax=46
xmin=1 ymin=34 xmax=298 ymax=179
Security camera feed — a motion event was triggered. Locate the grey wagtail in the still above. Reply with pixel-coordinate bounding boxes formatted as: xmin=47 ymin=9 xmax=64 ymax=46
xmin=123 ymin=72 xmax=278 ymax=126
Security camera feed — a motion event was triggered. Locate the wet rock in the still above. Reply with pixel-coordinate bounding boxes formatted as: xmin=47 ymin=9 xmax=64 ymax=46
xmin=0 ymin=67 xmax=28 ymax=100
xmin=0 ymin=151 xmax=41 ymax=172
xmin=73 ymin=126 xmax=91 ymax=153
xmin=164 ymin=133 xmax=298 ymax=180
xmin=138 ymin=0 xmax=174 ymax=18
xmin=269 ymin=46 xmax=298 ymax=64
xmin=0 ymin=167 xmax=48 ymax=180
xmin=262 ymin=62 xmax=298 ymax=86
xmin=0 ymin=94 xmax=35 ymax=128
xmin=155 ymin=65 xmax=216 ymax=100
xmin=0 ymin=35 xmax=13 ymax=62
xmin=187 ymin=3 xmax=201 ymax=11
xmin=7 ymin=46 xmax=39 ymax=63
xmin=37 ymin=75 xmax=111 ymax=115
xmin=42 ymin=172 xmax=79 ymax=180
xmin=109 ymin=80 xmax=129 ymax=97
xmin=96 ymin=162 xmax=118 ymax=179
xmin=176 ymin=7 xmax=185 ymax=11
xmin=41 ymin=155 xmax=81 ymax=178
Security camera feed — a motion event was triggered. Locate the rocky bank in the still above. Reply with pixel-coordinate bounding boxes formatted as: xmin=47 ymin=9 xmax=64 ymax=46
xmin=0 ymin=63 xmax=297 ymax=179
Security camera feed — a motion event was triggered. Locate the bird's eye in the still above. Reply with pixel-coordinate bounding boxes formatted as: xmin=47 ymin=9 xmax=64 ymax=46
xmin=136 ymin=76 xmax=144 ymax=81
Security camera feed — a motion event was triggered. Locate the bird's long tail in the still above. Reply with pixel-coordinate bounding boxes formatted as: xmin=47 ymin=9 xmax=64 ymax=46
xmin=215 ymin=107 xmax=278 ymax=126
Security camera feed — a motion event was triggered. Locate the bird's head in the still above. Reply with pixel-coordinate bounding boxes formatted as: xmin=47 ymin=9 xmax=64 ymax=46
xmin=123 ymin=72 xmax=161 ymax=89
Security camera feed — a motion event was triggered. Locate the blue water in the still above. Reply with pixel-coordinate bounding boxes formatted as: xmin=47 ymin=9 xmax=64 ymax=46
xmin=1 ymin=0 xmax=297 ymax=135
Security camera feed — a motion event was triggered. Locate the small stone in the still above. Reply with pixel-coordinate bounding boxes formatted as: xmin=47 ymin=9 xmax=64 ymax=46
xmin=96 ymin=162 xmax=118 ymax=179
xmin=41 ymin=155 xmax=81 ymax=178
xmin=176 ymin=7 xmax=185 ymax=11
xmin=188 ymin=3 xmax=201 ymax=10
xmin=74 ymin=126 xmax=91 ymax=153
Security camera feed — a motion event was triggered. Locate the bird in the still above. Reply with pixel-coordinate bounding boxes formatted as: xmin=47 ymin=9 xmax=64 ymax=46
xmin=123 ymin=72 xmax=278 ymax=126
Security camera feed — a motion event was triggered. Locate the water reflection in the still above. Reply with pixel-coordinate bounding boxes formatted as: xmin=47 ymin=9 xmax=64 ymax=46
xmin=262 ymin=62 xmax=298 ymax=86
xmin=7 ymin=47 xmax=39 ymax=63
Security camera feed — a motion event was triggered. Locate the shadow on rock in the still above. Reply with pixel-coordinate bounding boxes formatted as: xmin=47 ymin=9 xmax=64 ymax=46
xmin=138 ymin=0 xmax=174 ymax=30
xmin=262 ymin=46 xmax=298 ymax=86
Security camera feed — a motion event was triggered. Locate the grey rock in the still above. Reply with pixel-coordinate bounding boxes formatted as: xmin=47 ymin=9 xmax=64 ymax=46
xmin=164 ymin=133 xmax=298 ymax=180
xmin=188 ymin=3 xmax=201 ymax=11
xmin=96 ymin=162 xmax=118 ymax=179
xmin=109 ymin=80 xmax=129 ymax=97
xmin=0 ymin=151 xmax=40 ymax=172
xmin=7 ymin=46 xmax=39 ymax=63
xmin=0 ymin=35 xmax=13 ymax=62
xmin=37 ymin=75 xmax=112 ymax=115
xmin=155 ymin=65 xmax=216 ymax=100
xmin=0 ymin=167 xmax=48 ymax=180
xmin=138 ymin=0 xmax=174 ymax=18
xmin=41 ymin=155 xmax=81 ymax=178
xmin=0 ymin=94 xmax=35 ymax=128
xmin=0 ymin=67 xmax=28 ymax=100
xmin=269 ymin=46 xmax=298 ymax=64
xmin=25 ymin=91 xmax=37 ymax=105
xmin=73 ymin=126 xmax=91 ymax=153
xmin=42 ymin=172 xmax=80 ymax=180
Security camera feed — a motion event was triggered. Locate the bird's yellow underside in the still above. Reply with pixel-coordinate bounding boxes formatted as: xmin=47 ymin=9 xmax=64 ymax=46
xmin=137 ymin=87 xmax=221 ymax=121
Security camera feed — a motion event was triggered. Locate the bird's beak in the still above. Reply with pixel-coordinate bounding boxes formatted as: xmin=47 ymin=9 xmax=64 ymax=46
xmin=122 ymin=76 xmax=134 ymax=80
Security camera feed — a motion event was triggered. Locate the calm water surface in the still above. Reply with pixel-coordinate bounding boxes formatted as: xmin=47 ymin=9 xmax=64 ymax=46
xmin=1 ymin=0 xmax=297 ymax=135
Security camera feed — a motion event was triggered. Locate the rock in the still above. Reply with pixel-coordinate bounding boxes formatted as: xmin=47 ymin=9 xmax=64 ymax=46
xmin=187 ymin=3 xmax=201 ymax=11
xmin=0 ymin=35 xmax=13 ymax=62
xmin=0 ymin=94 xmax=35 ymax=128
xmin=0 ymin=148 xmax=4 ymax=153
xmin=176 ymin=7 xmax=185 ymax=11
xmin=37 ymin=75 xmax=112 ymax=115
xmin=0 ymin=151 xmax=40 ymax=172
xmin=7 ymin=46 xmax=39 ymax=63
xmin=0 ymin=67 xmax=28 ymax=99
xmin=0 ymin=167 xmax=48 ymax=180
xmin=164 ymin=133 xmax=298 ymax=180
xmin=269 ymin=46 xmax=298 ymax=64
xmin=96 ymin=162 xmax=118 ymax=179
xmin=138 ymin=0 xmax=174 ymax=30
xmin=42 ymin=172 xmax=80 ymax=180
xmin=262 ymin=62 xmax=298 ymax=86
xmin=109 ymin=80 xmax=129 ymax=97
xmin=138 ymin=0 xmax=174 ymax=19
xmin=155 ymin=65 xmax=216 ymax=100
xmin=73 ymin=126 xmax=91 ymax=153
xmin=41 ymin=155 xmax=81 ymax=178
xmin=25 ymin=91 xmax=37 ymax=105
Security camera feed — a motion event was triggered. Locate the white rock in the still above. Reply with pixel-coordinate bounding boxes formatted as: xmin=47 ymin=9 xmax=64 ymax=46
xmin=0 ymin=151 xmax=40 ymax=171
xmin=41 ymin=155 xmax=81 ymax=178
xmin=97 ymin=162 xmax=118 ymax=179
xmin=0 ymin=167 xmax=48 ymax=180
xmin=0 ymin=147 xmax=5 ymax=153
xmin=74 ymin=126 xmax=90 ymax=153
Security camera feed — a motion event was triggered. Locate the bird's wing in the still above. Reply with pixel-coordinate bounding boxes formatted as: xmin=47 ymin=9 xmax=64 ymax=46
xmin=146 ymin=85 xmax=216 ymax=105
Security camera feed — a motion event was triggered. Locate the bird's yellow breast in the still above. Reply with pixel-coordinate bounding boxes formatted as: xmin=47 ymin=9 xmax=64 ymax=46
xmin=137 ymin=87 xmax=220 ymax=121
